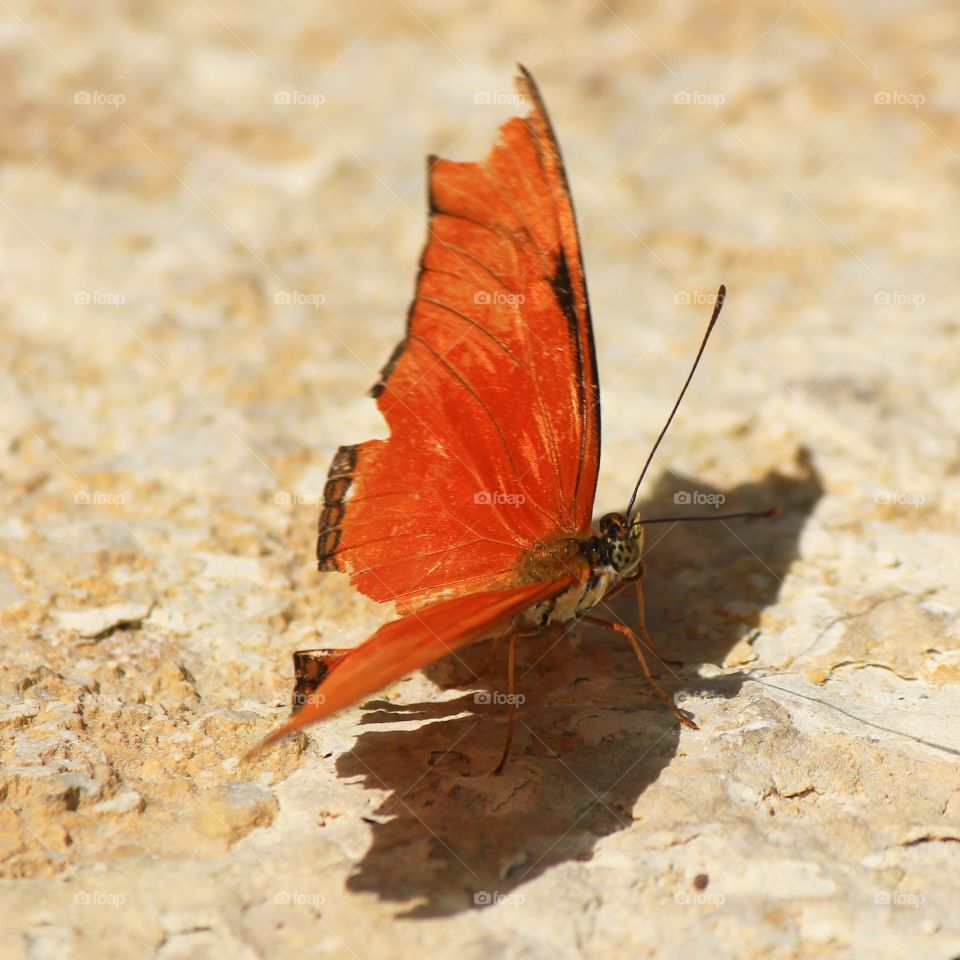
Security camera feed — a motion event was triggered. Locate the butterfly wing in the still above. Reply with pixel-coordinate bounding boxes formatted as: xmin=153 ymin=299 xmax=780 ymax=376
xmin=317 ymin=66 xmax=600 ymax=613
xmin=291 ymin=648 xmax=350 ymax=714
xmin=246 ymin=575 xmax=577 ymax=756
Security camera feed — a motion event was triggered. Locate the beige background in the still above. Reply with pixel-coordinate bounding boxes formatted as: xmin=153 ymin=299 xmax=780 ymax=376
xmin=2 ymin=1 xmax=960 ymax=957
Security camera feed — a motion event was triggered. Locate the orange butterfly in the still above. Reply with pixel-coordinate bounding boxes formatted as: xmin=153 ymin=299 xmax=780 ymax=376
xmin=248 ymin=67 xmax=770 ymax=770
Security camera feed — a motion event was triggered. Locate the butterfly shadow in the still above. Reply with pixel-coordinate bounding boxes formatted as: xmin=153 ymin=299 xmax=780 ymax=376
xmin=335 ymin=447 xmax=823 ymax=917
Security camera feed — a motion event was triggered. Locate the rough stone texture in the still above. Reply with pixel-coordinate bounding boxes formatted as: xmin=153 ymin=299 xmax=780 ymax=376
xmin=2 ymin=2 xmax=960 ymax=958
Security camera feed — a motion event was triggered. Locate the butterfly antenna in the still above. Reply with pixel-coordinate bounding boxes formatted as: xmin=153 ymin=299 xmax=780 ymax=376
xmin=636 ymin=506 xmax=782 ymax=525
xmin=625 ymin=285 xmax=726 ymax=519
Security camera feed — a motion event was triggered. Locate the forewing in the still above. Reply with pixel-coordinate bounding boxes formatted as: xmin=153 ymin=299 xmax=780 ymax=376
xmin=317 ymin=67 xmax=601 ymax=613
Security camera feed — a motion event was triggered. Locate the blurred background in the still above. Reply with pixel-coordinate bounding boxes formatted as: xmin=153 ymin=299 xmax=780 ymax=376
xmin=2 ymin=2 xmax=959 ymax=957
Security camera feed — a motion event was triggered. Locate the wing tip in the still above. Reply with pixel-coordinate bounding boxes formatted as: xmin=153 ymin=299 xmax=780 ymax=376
xmin=241 ymin=723 xmax=292 ymax=763
xmin=515 ymin=64 xmax=545 ymax=116
xmin=425 ymin=154 xmax=441 ymax=214
xmin=242 ymin=691 xmax=337 ymax=762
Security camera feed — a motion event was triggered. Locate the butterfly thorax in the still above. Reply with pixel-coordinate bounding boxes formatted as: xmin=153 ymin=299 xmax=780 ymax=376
xmin=513 ymin=512 xmax=643 ymax=630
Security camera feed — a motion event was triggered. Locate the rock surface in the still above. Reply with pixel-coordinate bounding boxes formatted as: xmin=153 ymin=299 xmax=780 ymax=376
xmin=2 ymin=2 xmax=959 ymax=958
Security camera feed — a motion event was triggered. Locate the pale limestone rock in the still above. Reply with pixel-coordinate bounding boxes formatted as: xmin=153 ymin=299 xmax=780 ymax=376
xmin=53 ymin=603 xmax=153 ymax=640
xmin=1 ymin=2 xmax=960 ymax=958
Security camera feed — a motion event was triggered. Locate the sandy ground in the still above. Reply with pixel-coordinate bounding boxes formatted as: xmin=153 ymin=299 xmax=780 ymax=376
xmin=2 ymin=1 xmax=960 ymax=957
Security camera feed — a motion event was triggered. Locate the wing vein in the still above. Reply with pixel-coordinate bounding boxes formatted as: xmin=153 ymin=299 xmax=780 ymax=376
xmin=434 ymin=239 xmax=521 ymax=296
xmin=415 ymin=295 xmax=524 ymax=366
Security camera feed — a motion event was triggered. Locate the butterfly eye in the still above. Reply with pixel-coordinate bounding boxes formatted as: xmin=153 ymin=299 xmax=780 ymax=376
xmin=597 ymin=512 xmax=627 ymax=537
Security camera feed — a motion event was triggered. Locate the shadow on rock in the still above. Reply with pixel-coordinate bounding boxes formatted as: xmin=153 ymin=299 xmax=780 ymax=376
xmin=336 ymin=448 xmax=823 ymax=916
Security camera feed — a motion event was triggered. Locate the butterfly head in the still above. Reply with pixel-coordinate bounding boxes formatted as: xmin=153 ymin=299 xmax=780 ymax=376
xmin=593 ymin=512 xmax=644 ymax=578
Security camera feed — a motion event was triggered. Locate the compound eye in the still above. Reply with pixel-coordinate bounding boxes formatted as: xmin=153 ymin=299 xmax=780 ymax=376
xmin=598 ymin=513 xmax=625 ymax=536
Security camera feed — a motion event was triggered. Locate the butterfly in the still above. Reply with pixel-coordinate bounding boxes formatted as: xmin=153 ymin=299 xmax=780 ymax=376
xmin=247 ymin=66 xmax=769 ymax=771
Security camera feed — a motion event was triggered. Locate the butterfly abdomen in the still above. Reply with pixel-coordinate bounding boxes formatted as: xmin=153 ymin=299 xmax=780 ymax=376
xmin=517 ymin=568 xmax=619 ymax=629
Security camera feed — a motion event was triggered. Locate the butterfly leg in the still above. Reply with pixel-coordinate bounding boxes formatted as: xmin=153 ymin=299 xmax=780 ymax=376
xmin=489 ymin=625 xmax=544 ymax=775
xmin=632 ymin=578 xmax=684 ymax=669
xmin=491 ymin=632 xmax=518 ymax=776
xmin=599 ymin=572 xmax=682 ymax=672
xmin=466 ymin=635 xmax=502 ymax=682
xmin=625 ymin=584 xmax=696 ymax=726
xmin=580 ymin=614 xmax=698 ymax=730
